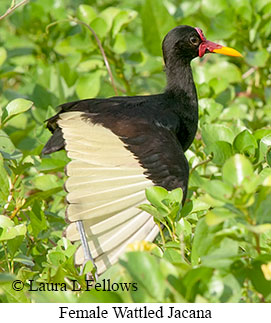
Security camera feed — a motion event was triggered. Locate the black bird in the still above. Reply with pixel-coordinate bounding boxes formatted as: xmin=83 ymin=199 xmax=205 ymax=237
xmin=42 ymin=25 xmax=242 ymax=275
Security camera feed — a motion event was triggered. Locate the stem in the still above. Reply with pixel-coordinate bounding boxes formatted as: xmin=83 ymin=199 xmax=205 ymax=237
xmin=179 ymin=231 xmax=185 ymax=259
xmin=190 ymin=156 xmax=212 ymax=174
xmin=157 ymin=222 xmax=165 ymax=246
xmin=167 ymin=217 xmax=176 ymax=241
xmin=3 ymin=174 xmax=19 ymax=216
xmin=2 ymin=242 xmax=11 ymax=272
xmin=242 ymin=67 xmax=257 ymax=79
xmin=109 ymin=54 xmax=132 ymax=94
xmin=0 ymin=0 xmax=29 ymax=21
xmin=104 ymin=79 xmax=126 ymax=94
xmin=69 ymin=17 xmax=118 ymax=96
xmin=254 ymin=233 xmax=261 ymax=255
xmin=242 ymin=207 xmax=261 ymax=255
xmin=46 ymin=17 xmax=119 ymax=96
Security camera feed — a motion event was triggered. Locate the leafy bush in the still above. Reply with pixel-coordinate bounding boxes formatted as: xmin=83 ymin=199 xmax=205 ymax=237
xmin=0 ymin=0 xmax=271 ymax=302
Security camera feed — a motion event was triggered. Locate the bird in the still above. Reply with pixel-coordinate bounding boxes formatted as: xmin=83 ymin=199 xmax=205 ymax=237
xmin=42 ymin=25 xmax=242 ymax=276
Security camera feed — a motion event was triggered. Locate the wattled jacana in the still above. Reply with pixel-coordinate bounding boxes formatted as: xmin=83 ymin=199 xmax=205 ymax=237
xmin=42 ymin=25 xmax=242 ymax=275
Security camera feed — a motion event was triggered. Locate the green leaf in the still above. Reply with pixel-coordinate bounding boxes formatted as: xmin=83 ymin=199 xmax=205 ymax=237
xmin=99 ymin=7 xmax=120 ymax=31
xmin=76 ymin=71 xmax=103 ymax=99
xmin=24 ymin=187 xmax=63 ymax=208
xmin=248 ymin=259 xmax=271 ymax=298
xmin=0 ymin=273 xmax=15 ymax=282
xmin=259 ymin=168 xmax=271 ymax=187
xmin=205 ymin=141 xmax=233 ymax=165
xmin=33 ymin=174 xmax=61 ymax=191
xmin=7 ymin=235 xmax=24 ymax=258
xmin=233 ymin=129 xmax=257 ymax=157
xmin=199 ymin=98 xmax=223 ymax=121
xmin=267 ymin=148 xmax=271 ymax=167
xmin=0 ymin=47 xmax=7 ymax=67
xmin=182 ymin=267 xmax=213 ymax=301
xmin=38 ymin=158 xmax=66 ymax=172
xmin=201 ymin=238 xmax=239 ymax=268
xmin=242 ymin=173 xmax=263 ymax=194
xmin=230 ymin=0 xmax=252 ymax=22
xmin=138 ymin=203 xmax=165 ymax=222
xmin=13 ymin=254 xmax=35 ymax=267
xmin=77 ymin=5 xmax=96 ymax=24
xmin=82 ymin=260 xmax=94 ymax=275
xmin=251 ymin=187 xmax=271 ymax=224
xmin=202 ymin=180 xmax=233 ymax=202
xmin=167 ymin=188 xmax=183 ymax=204
xmin=221 ymin=273 xmax=242 ymax=302
xmin=28 ymin=201 xmax=48 ymax=237
xmin=163 ymin=248 xmax=184 ymax=265
xmin=145 ymin=186 xmax=169 ymax=211
xmin=201 ymin=0 xmax=228 ymax=17
xmin=90 ymin=17 xmax=108 ymax=39
xmin=222 ymin=154 xmax=254 ymax=186
xmin=253 ymin=129 xmax=271 ymax=141
xmin=0 ymin=220 xmax=26 ymax=241
xmin=119 ymin=251 xmax=166 ymax=301
xmin=1 ymin=99 xmax=33 ymax=125
xmin=77 ymin=59 xmax=104 ymax=73
xmin=208 ymin=61 xmax=242 ymax=84
xmin=0 ymin=155 xmax=9 ymax=201
xmin=205 ymin=208 xmax=237 ymax=226
xmin=0 ymin=215 xmax=14 ymax=229
xmin=179 ymin=1 xmax=201 ymax=17
xmin=112 ymin=10 xmax=137 ymax=37
xmin=246 ymin=224 xmax=271 ymax=234
xmin=191 ymin=218 xmax=214 ymax=265
xmin=245 ymin=49 xmax=269 ymax=67
xmin=210 ymin=11 xmax=236 ymax=39
xmin=141 ymin=0 xmax=175 ymax=56
xmin=259 ymin=134 xmax=271 ymax=162
xmin=30 ymin=291 xmax=77 ymax=303
xmin=0 ymin=282 xmax=29 ymax=303
xmin=113 ymin=34 xmax=126 ymax=54
xmin=47 ymin=251 xmax=66 ymax=266
xmin=58 ymin=61 xmax=78 ymax=87
xmin=202 ymin=124 xmax=235 ymax=146
xmin=0 ymin=129 xmax=16 ymax=155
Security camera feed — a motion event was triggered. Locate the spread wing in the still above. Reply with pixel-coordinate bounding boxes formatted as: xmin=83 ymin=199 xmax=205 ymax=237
xmin=54 ymin=107 xmax=189 ymax=274
xmin=58 ymin=112 xmax=158 ymax=274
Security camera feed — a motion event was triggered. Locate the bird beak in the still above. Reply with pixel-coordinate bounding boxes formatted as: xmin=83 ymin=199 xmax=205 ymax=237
xmin=204 ymin=41 xmax=243 ymax=58
xmin=195 ymin=27 xmax=243 ymax=58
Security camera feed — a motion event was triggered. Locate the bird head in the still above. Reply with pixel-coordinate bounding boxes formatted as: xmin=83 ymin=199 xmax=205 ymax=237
xmin=162 ymin=25 xmax=242 ymax=66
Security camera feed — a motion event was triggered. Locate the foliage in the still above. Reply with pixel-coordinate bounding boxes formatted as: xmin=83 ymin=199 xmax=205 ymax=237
xmin=0 ymin=0 xmax=271 ymax=303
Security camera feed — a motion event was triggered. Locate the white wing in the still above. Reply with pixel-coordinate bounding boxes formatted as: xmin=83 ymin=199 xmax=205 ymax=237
xmin=58 ymin=111 xmax=159 ymax=274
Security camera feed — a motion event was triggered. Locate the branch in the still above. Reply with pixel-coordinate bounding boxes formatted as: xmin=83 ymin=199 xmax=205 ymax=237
xmin=70 ymin=17 xmax=118 ymax=96
xmin=0 ymin=0 xmax=29 ymax=21
xmin=190 ymin=156 xmax=213 ymax=175
xmin=242 ymin=67 xmax=257 ymax=79
xmin=46 ymin=17 xmax=119 ymax=96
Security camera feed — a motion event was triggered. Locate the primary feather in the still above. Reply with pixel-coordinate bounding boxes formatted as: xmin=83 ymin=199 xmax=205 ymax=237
xmin=58 ymin=111 xmax=159 ymax=274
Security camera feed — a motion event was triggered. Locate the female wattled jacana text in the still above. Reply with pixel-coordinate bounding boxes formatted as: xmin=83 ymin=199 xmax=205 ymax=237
xmin=43 ymin=25 xmax=242 ymax=276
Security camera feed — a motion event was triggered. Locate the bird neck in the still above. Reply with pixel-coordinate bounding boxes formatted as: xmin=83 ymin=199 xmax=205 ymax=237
xmin=164 ymin=59 xmax=198 ymax=150
xmin=164 ymin=60 xmax=197 ymax=101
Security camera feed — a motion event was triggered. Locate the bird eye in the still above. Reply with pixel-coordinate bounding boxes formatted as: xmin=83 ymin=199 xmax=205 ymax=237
xmin=190 ymin=36 xmax=200 ymax=46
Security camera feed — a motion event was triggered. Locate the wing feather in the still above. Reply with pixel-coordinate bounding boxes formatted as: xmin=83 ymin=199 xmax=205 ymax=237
xmin=75 ymin=216 xmax=159 ymax=274
xmin=58 ymin=112 xmax=158 ymax=274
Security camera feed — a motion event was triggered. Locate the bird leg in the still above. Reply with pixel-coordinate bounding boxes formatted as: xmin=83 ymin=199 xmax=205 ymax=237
xmin=76 ymin=220 xmax=98 ymax=281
